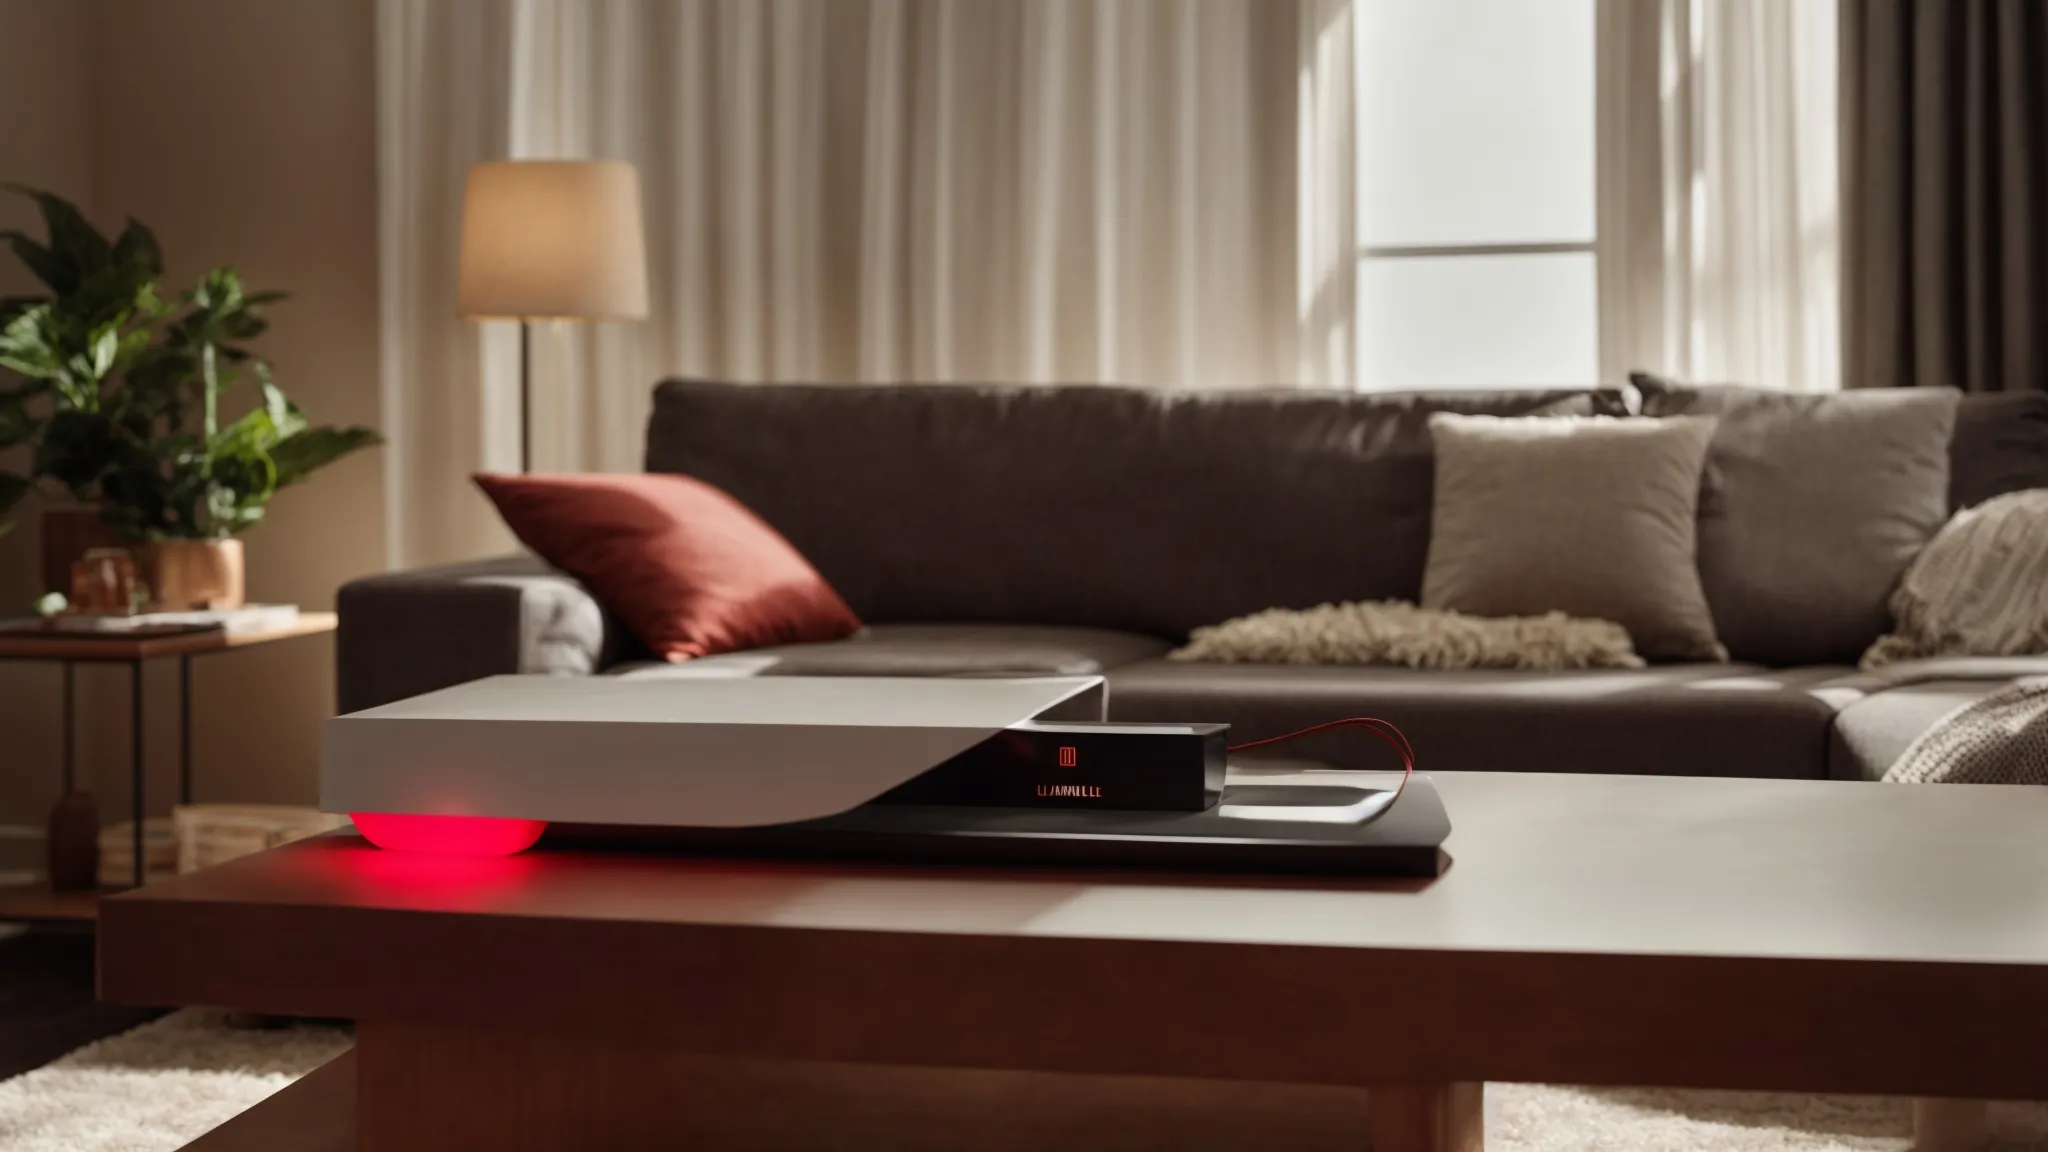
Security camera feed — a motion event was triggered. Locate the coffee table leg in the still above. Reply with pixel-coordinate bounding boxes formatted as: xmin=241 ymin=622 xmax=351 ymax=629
xmin=1370 ymin=1082 xmax=1483 ymax=1152
xmin=1913 ymin=1097 xmax=1988 ymax=1151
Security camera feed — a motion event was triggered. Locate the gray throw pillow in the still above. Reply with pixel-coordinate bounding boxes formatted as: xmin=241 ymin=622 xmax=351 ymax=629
xmin=1632 ymin=375 xmax=1960 ymax=666
xmin=1421 ymin=414 xmax=1725 ymax=662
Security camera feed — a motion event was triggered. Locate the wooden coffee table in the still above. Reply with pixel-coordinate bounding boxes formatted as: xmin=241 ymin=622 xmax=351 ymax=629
xmin=101 ymin=772 xmax=2048 ymax=1151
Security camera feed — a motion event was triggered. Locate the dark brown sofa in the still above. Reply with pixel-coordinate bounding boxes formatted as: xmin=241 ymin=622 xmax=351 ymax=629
xmin=338 ymin=380 xmax=2048 ymax=781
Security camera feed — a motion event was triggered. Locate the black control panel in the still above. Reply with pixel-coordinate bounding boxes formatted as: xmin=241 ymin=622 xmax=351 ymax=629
xmin=870 ymin=722 xmax=1229 ymax=812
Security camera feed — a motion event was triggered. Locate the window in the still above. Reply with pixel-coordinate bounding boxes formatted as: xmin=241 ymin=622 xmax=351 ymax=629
xmin=1353 ymin=0 xmax=1597 ymax=390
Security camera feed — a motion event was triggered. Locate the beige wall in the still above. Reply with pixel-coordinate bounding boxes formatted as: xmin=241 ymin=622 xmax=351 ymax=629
xmin=0 ymin=0 xmax=96 ymax=874
xmin=0 ymin=0 xmax=381 ymax=870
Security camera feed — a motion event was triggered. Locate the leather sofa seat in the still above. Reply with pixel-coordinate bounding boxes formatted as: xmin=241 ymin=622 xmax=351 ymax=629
xmin=1105 ymin=660 xmax=1865 ymax=778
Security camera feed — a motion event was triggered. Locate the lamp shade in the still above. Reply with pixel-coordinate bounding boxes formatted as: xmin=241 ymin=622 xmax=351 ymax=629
xmin=457 ymin=160 xmax=649 ymax=321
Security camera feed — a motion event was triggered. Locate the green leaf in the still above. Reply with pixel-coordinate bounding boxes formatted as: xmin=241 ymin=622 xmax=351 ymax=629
xmin=2 ymin=185 xmax=114 ymax=294
xmin=220 ymin=312 xmax=269 ymax=341
xmin=197 ymin=430 xmax=278 ymax=536
xmin=34 ymin=408 xmax=118 ymax=498
xmin=0 ymin=352 xmax=55 ymax=380
xmin=68 ymin=259 xmax=158 ymax=333
xmin=132 ymin=281 xmax=166 ymax=319
xmin=110 ymin=218 xmax=163 ymax=278
xmin=0 ymin=306 xmax=63 ymax=380
xmin=188 ymin=266 xmax=243 ymax=313
xmin=210 ymin=404 xmax=280 ymax=456
xmin=0 ymin=231 xmax=68 ymax=295
xmin=269 ymin=424 xmax=380 ymax=488
xmin=255 ymin=363 xmax=303 ymax=439
xmin=114 ymin=325 xmax=152 ymax=368
xmin=90 ymin=323 xmax=120 ymax=377
xmin=0 ymin=294 xmax=49 ymax=325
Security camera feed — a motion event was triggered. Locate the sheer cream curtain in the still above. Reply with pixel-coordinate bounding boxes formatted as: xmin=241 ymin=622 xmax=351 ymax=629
xmin=379 ymin=0 xmax=1341 ymax=568
xmin=1594 ymin=0 xmax=1840 ymax=392
xmin=377 ymin=0 xmax=519 ymax=565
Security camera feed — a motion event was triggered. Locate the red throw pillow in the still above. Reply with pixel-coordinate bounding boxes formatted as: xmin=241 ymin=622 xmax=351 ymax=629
xmin=473 ymin=472 xmax=861 ymax=661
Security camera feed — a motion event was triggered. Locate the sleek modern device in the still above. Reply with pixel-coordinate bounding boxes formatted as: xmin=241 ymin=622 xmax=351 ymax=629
xmin=322 ymin=674 xmax=1449 ymax=874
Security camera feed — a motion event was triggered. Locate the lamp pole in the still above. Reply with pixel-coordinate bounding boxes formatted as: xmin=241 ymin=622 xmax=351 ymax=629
xmin=519 ymin=319 xmax=533 ymax=474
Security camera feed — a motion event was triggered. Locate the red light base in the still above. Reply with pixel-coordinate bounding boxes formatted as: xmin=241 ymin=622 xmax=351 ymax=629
xmin=351 ymin=812 xmax=548 ymax=856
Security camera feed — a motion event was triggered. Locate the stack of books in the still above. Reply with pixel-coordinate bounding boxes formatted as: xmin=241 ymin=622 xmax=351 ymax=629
xmin=1 ymin=604 xmax=299 ymax=638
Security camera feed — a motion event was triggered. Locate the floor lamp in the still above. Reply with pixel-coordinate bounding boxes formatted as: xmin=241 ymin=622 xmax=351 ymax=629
xmin=456 ymin=160 xmax=649 ymax=473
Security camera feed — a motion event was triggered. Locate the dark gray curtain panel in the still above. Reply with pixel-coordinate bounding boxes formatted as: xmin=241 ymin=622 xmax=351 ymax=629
xmin=1843 ymin=0 xmax=2048 ymax=392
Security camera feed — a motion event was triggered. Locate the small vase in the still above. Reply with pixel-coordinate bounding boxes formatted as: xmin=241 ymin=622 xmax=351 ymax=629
xmin=149 ymin=538 xmax=246 ymax=610
xmin=39 ymin=506 xmax=124 ymax=595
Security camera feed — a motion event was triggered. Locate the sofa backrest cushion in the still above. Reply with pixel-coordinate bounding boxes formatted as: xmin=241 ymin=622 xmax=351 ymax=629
xmin=1949 ymin=391 xmax=2048 ymax=510
xmin=645 ymin=379 xmax=1620 ymax=638
xmin=1632 ymin=375 xmax=1960 ymax=666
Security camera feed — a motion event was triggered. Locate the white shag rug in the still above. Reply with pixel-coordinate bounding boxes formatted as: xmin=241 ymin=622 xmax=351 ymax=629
xmin=0 ymin=1009 xmax=350 ymax=1152
xmin=1485 ymin=1085 xmax=2048 ymax=1151
xmin=2 ymin=1010 xmax=2044 ymax=1151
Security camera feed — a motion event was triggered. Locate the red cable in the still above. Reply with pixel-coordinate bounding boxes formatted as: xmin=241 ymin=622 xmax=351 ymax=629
xmin=1227 ymin=717 xmax=1416 ymax=808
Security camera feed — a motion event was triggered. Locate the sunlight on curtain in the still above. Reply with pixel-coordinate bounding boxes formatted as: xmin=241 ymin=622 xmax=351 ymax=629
xmin=1296 ymin=0 xmax=1358 ymax=389
xmin=380 ymin=0 xmax=1320 ymax=566
xmin=376 ymin=0 xmax=518 ymax=566
xmin=1597 ymin=0 xmax=1840 ymax=391
xmin=508 ymin=0 xmax=1304 ymax=471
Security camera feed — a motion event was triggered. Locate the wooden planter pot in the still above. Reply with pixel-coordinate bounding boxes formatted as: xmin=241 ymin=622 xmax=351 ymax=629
xmin=41 ymin=508 xmax=247 ymax=610
xmin=148 ymin=538 xmax=246 ymax=610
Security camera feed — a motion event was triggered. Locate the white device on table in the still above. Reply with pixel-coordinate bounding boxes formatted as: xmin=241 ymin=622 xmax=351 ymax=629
xmin=323 ymin=674 xmax=1109 ymax=827
xmin=320 ymin=673 xmax=1445 ymax=873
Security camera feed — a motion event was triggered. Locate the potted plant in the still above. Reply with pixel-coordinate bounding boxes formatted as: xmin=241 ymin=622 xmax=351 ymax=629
xmin=0 ymin=187 xmax=164 ymax=574
xmin=0 ymin=187 xmax=378 ymax=608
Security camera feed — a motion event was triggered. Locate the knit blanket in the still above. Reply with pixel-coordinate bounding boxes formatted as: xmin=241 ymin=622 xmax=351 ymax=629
xmin=1886 ymin=675 xmax=2048 ymax=785
xmin=1168 ymin=599 xmax=1644 ymax=672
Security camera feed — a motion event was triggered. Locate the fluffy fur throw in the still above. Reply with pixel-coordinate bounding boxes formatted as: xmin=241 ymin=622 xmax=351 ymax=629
xmin=1169 ymin=600 xmax=1645 ymax=671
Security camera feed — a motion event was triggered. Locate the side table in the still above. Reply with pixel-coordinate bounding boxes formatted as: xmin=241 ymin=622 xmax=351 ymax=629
xmin=0 ymin=612 xmax=337 ymax=894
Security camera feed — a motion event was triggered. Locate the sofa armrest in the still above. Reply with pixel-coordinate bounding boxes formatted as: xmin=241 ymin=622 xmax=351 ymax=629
xmin=336 ymin=554 xmax=620 ymax=713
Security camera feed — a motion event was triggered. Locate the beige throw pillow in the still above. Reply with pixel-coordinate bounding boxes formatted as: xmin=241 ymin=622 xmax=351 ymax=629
xmin=1863 ymin=489 xmax=2048 ymax=668
xmin=1421 ymin=414 xmax=1726 ymax=662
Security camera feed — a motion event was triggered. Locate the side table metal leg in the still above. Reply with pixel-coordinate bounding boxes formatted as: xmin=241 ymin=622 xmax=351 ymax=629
xmin=130 ymin=660 xmax=144 ymax=889
xmin=180 ymin=654 xmax=193 ymax=805
xmin=62 ymin=661 xmax=75 ymax=792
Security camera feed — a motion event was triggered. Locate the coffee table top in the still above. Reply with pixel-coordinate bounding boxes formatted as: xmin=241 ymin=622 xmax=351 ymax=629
xmin=106 ymin=770 xmax=2048 ymax=965
xmin=99 ymin=771 xmax=2048 ymax=1099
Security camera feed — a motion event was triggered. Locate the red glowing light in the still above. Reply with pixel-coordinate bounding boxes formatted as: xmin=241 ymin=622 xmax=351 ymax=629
xmin=1058 ymin=745 xmax=1078 ymax=767
xmin=350 ymin=813 xmax=548 ymax=856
